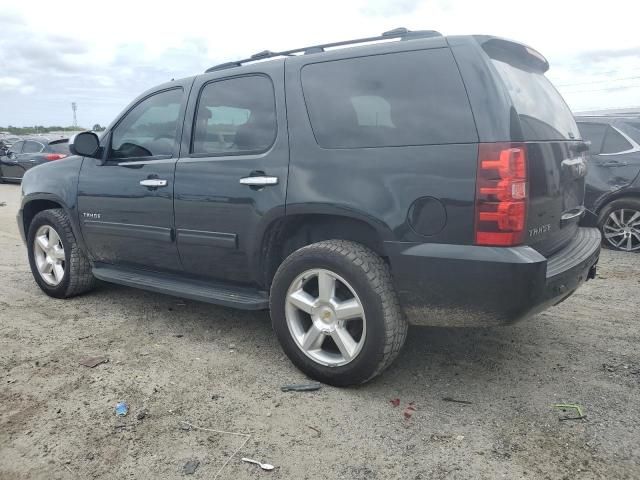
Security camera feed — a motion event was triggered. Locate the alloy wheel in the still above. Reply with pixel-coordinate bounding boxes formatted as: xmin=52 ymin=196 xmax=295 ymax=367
xmin=603 ymin=208 xmax=640 ymax=252
xmin=33 ymin=225 xmax=66 ymax=285
xmin=285 ymin=268 xmax=366 ymax=367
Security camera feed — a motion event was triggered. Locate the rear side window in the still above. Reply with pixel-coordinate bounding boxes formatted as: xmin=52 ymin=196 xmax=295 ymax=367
xmin=485 ymin=43 xmax=579 ymax=141
xmin=602 ymin=127 xmax=632 ymax=154
xmin=23 ymin=141 xmax=44 ymax=153
xmin=301 ymin=49 xmax=477 ymax=148
xmin=192 ymin=75 xmax=276 ymax=156
xmin=577 ymin=122 xmax=607 ymax=153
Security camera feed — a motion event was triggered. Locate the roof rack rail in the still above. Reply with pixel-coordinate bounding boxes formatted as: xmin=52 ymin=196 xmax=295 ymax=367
xmin=205 ymin=28 xmax=442 ymax=73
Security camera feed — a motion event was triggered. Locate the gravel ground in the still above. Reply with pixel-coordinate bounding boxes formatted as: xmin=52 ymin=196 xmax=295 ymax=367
xmin=1 ymin=182 xmax=639 ymax=480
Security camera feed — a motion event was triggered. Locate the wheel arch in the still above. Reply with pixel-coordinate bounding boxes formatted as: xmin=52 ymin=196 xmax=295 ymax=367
xmin=594 ymin=188 xmax=640 ymax=215
xmin=254 ymin=210 xmax=392 ymax=289
xmin=20 ymin=194 xmax=88 ymax=255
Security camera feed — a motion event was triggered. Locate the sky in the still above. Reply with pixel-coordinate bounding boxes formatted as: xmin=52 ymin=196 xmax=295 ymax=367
xmin=1 ymin=0 xmax=639 ymax=127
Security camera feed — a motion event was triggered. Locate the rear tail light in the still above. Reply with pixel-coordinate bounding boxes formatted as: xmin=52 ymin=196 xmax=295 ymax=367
xmin=44 ymin=154 xmax=67 ymax=161
xmin=474 ymin=143 xmax=528 ymax=246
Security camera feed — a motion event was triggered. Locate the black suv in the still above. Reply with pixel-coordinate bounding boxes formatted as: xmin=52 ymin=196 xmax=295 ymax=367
xmin=17 ymin=29 xmax=601 ymax=386
xmin=576 ymin=115 xmax=640 ymax=252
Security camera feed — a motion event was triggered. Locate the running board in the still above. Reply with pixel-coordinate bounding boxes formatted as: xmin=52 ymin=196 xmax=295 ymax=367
xmin=92 ymin=264 xmax=269 ymax=310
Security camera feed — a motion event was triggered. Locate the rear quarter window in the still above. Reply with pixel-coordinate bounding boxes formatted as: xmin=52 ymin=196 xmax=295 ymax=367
xmin=301 ymin=49 xmax=477 ymax=148
xmin=48 ymin=141 xmax=70 ymax=154
xmin=602 ymin=127 xmax=633 ymax=154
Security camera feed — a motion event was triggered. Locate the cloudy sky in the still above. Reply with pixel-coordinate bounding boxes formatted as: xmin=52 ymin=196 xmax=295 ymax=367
xmin=1 ymin=0 xmax=639 ymax=127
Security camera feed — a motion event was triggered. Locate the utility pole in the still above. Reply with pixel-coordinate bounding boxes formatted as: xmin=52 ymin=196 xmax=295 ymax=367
xmin=71 ymin=102 xmax=78 ymax=129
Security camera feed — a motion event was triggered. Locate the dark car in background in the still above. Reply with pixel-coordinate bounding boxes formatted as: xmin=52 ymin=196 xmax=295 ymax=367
xmin=0 ymin=138 xmax=69 ymax=183
xmin=577 ymin=115 xmax=640 ymax=252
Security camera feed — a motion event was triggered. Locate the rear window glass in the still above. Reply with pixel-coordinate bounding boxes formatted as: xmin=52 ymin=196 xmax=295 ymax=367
xmin=602 ymin=127 xmax=632 ymax=154
xmin=48 ymin=141 xmax=70 ymax=154
xmin=301 ymin=49 xmax=477 ymax=148
xmin=488 ymin=53 xmax=580 ymax=141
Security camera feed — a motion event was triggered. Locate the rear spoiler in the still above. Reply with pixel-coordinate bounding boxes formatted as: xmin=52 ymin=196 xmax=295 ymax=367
xmin=475 ymin=36 xmax=549 ymax=73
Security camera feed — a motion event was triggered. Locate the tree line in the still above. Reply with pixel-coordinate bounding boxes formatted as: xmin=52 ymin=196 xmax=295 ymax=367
xmin=0 ymin=124 xmax=107 ymax=135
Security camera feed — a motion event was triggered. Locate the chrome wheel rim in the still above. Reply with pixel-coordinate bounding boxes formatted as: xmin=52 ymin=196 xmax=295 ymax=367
xmin=33 ymin=225 xmax=66 ymax=286
xmin=603 ymin=208 xmax=640 ymax=252
xmin=285 ymin=268 xmax=366 ymax=367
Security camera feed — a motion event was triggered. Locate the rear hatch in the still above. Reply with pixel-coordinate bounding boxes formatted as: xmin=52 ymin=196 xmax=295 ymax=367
xmin=481 ymin=38 xmax=588 ymax=256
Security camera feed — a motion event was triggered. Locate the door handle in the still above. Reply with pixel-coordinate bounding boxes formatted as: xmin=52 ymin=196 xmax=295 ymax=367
xmin=239 ymin=176 xmax=279 ymax=186
xmin=139 ymin=179 xmax=168 ymax=187
xmin=601 ymin=160 xmax=628 ymax=167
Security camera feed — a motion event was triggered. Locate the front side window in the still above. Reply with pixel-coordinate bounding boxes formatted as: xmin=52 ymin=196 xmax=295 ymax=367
xmin=23 ymin=141 xmax=44 ymax=154
xmin=8 ymin=141 xmax=23 ymax=154
xmin=192 ymin=75 xmax=276 ymax=155
xmin=602 ymin=127 xmax=632 ymax=154
xmin=301 ymin=49 xmax=477 ymax=149
xmin=111 ymin=88 xmax=183 ymax=160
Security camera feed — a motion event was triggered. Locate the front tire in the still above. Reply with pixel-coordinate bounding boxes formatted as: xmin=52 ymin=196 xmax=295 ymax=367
xmin=270 ymin=240 xmax=407 ymax=386
xmin=598 ymin=197 xmax=640 ymax=252
xmin=27 ymin=209 xmax=96 ymax=298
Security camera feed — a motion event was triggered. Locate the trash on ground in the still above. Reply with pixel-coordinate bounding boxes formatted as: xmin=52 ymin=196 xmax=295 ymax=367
xmin=241 ymin=457 xmax=275 ymax=471
xmin=389 ymin=398 xmax=400 ymax=407
xmin=183 ymin=459 xmax=200 ymax=475
xmin=307 ymin=425 xmax=321 ymax=437
xmin=553 ymin=403 xmax=586 ymax=421
xmin=403 ymin=402 xmax=416 ymax=420
xmin=79 ymin=356 xmax=109 ymax=368
xmin=178 ymin=421 xmax=251 ymax=480
xmin=115 ymin=402 xmax=129 ymax=417
xmin=136 ymin=409 xmax=147 ymax=420
xmin=280 ymin=382 xmax=322 ymax=392
xmin=442 ymin=397 xmax=473 ymax=405
xmin=0 ymin=202 xmax=6 ymax=207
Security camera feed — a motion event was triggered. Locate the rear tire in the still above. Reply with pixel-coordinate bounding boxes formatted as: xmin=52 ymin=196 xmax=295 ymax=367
xmin=598 ymin=197 xmax=640 ymax=252
xmin=27 ymin=209 xmax=96 ymax=298
xmin=270 ymin=240 xmax=407 ymax=386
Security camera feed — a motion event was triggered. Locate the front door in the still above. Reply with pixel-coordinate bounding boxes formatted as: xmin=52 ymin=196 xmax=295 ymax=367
xmin=1 ymin=140 xmax=24 ymax=179
xmin=174 ymin=64 xmax=288 ymax=284
xmin=77 ymin=82 xmax=192 ymax=272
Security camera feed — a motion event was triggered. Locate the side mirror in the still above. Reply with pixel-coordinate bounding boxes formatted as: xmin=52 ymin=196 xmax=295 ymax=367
xmin=69 ymin=131 xmax=100 ymax=157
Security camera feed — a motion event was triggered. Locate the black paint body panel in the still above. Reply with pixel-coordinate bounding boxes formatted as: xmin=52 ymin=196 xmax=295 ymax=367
xmin=16 ymin=35 xmax=600 ymax=326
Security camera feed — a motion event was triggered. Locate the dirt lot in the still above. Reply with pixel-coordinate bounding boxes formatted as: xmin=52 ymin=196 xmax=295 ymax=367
xmin=0 ymin=182 xmax=639 ymax=480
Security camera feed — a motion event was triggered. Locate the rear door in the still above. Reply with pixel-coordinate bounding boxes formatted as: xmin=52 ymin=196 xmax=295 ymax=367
xmin=174 ymin=62 xmax=288 ymax=284
xmin=478 ymin=38 xmax=587 ymax=255
xmin=578 ymin=121 xmax=640 ymax=209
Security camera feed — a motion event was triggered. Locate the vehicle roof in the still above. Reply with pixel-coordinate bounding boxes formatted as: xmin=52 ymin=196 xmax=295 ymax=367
xmin=576 ymin=115 xmax=640 ymax=121
xmin=203 ymin=28 xmax=447 ymax=73
xmin=20 ymin=137 xmax=68 ymax=144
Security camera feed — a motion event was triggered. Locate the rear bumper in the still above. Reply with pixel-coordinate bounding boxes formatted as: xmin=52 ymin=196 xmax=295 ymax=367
xmin=386 ymin=227 xmax=601 ymax=327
